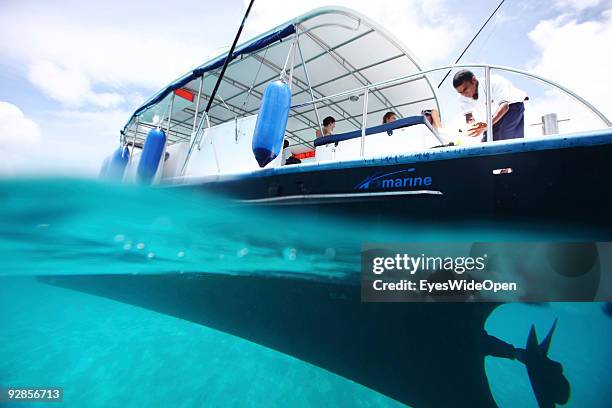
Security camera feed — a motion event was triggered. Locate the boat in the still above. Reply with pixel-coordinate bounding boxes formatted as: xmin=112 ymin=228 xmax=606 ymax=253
xmin=49 ymin=6 xmax=611 ymax=407
xmin=99 ymin=7 xmax=612 ymax=232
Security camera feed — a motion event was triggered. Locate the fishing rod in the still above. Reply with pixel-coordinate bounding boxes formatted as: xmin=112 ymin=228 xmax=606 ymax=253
xmin=205 ymin=0 xmax=255 ymax=113
xmin=179 ymin=0 xmax=255 ymax=176
xmin=437 ymin=0 xmax=506 ymax=89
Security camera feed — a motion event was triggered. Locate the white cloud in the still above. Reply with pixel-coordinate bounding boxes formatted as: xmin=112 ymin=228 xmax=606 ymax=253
xmin=27 ymin=60 xmax=90 ymax=106
xmin=27 ymin=60 xmax=124 ymax=108
xmin=0 ymin=101 xmax=41 ymax=146
xmin=0 ymin=102 xmax=128 ymax=177
xmin=0 ymin=2 xmax=220 ymax=100
xmin=32 ymin=109 xmax=129 ymax=175
xmin=88 ymin=92 xmax=125 ymax=109
xmin=553 ymin=0 xmax=601 ymax=12
xmin=0 ymin=101 xmax=42 ymax=176
xmin=527 ymin=8 xmax=612 ymax=124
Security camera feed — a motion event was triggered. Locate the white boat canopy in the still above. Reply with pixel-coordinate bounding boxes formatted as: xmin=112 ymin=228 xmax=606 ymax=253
xmin=121 ymin=6 xmax=441 ymax=151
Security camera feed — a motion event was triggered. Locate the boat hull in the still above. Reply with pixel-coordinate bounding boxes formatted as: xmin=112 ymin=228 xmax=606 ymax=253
xmin=40 ymin=273 xmax=499 ymax=408
xmin=180 ymin=131 xmax=612 ymax=235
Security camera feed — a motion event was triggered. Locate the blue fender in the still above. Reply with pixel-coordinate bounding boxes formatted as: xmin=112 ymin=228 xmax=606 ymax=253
xmin=252 ymin=80 xmax=291 ymax=167
xmin=107 ymin=146 xmax=130 ymax=181
xmin=137 ymin=128 xmax=167 ymax=184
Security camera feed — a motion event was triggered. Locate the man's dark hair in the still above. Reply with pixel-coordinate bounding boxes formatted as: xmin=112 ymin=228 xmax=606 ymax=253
xmin=382 ymin=111 xmax=396 ymax=124
xmin=453 ymin=70 xmax=475 ymax=88
xmin=283 ymin=139 xmax=289 ymax=148
xmin=323 ymin=116 xmax=336 ymax=127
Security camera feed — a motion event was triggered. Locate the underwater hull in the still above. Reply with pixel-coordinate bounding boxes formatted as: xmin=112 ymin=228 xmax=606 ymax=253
xmin=39 ymin=273 xmax=499 ymax=408
xmin=184 ymin=133 xmax=612 ymax=234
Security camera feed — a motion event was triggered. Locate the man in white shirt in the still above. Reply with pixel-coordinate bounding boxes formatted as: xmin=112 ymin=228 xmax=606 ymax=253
xmin=453 ymin=69 xmax=528 ymax=141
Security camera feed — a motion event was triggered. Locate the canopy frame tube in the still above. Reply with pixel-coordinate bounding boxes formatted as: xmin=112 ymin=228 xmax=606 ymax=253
xmin=291 ymin=64 xmax=612 ymax=129
xmin=360 ymin=87 xmax=369 ymax=157
xmin=192 ymin=76 xmax=204 ymax=135
xmin=301 ymin=29 xmax=397 ymax=121
xmin=296 ymin=30 xmax=323 ymax=138
xmin=485 ymin=66 xmax=493 ymax=142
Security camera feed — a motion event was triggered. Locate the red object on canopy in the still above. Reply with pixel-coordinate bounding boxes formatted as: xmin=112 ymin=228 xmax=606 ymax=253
xmin=174 ymin=88 xmax=195 ymax=102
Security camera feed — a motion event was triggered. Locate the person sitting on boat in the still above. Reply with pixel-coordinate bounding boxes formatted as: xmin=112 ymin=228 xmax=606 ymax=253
xmin=421 ymin=109 xmax=442 ymax=130
xmin=453 ymin=69 xmax=527 ymax=141
xmin=383 ymin=109 xmax=442 ymax=130
xmin=282 ymin=139 xmax=301 ymax=165
xmin=382 ymin=112 xmax=399 ymax=135
xmin=383 ymin=110 xmax=444 ymax=138
xmin=382 ymin=111 xmax=397 ymax=124
xmin=315 ymin=116 xmax=336 ymax=138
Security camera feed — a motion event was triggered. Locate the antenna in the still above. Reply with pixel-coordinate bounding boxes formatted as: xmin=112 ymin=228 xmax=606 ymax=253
xmin=437 ymin=0 xmax=506 ymax=89
xmin=205 ymin=0 xmax=255 ymax=113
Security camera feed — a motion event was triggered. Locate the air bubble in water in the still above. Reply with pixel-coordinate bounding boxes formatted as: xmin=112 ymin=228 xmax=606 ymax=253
xmin=283 ymin=247 xmax=297 ymax=261
xmin=324 ymin=248 xmax=336 ymax=258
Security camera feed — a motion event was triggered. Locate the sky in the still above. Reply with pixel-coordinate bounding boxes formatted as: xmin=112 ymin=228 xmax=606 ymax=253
xmin=1 ymin=0 xmax=611 ymax=176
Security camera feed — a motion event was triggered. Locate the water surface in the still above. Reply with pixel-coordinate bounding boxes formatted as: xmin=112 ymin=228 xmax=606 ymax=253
xmin=0 ymin=178 xmax=610 ymax=407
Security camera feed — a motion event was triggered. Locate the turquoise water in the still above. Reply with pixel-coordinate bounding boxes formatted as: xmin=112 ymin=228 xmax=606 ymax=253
xmin=0 ymin=178 xmax=610 ymax=407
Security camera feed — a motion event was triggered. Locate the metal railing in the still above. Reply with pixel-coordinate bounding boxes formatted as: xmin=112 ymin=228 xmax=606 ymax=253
xmin=291 ymin=63 xmax=611 ymax=147
xmin=178 ymin=63 xmax=611 ymax=176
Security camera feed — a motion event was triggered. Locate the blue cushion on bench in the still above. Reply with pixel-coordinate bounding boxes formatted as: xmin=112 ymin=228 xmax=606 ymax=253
xmin=313 ymin=115 xmax=427 ymax=147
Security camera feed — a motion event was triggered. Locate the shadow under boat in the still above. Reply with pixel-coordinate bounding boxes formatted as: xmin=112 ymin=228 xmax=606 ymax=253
xmin=40 ymin=272 xmax=504 ymax=407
